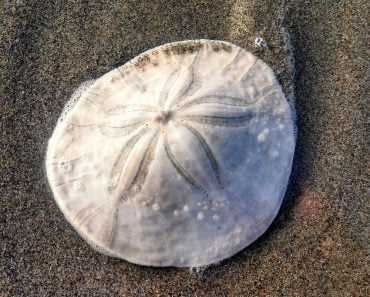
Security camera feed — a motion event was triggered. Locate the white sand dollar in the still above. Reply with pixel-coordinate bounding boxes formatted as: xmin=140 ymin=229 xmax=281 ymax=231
xmin=46 ymin=40 xmax=295 ymax=267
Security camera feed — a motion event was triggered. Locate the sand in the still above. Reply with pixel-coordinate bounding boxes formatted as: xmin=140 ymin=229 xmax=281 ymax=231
xmin=1 ymin=0 xmax=368 ymax=296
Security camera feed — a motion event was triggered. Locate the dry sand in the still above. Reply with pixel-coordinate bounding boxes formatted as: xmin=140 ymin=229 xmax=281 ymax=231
xmin=1 ymin=0 xmax=368 ymax=296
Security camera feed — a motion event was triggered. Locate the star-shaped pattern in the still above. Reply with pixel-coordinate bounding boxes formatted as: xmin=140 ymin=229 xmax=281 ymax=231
xmin=59 ymin=50 xmax=282 ymax=248
xmin=100 ymin=56 xmax=281 ymax=208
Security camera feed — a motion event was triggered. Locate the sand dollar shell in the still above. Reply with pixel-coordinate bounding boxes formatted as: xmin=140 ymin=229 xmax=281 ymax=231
xmin=46 ymin=40 xmax=295 ymax=267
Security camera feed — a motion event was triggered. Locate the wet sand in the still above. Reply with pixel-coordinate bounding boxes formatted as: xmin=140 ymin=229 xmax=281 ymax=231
xmin=1 ymin=1 xmax=368 ymax=296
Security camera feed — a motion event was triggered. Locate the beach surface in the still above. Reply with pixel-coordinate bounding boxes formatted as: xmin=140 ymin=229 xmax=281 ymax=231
xmin=1 ymin=1 xmax=368 ymax=296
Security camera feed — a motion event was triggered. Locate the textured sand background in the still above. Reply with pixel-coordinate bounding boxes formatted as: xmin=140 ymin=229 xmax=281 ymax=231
xmin=1 ymin=0 xmax=368 ymax=296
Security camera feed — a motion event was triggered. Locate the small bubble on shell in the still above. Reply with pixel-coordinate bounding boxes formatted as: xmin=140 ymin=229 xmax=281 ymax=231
xmin=197 ymin=212 xmax=205 ymax=220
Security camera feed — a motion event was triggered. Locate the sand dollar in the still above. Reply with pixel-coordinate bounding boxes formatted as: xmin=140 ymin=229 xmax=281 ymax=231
xmin=46 ymin=40 xmax=295 ymax=267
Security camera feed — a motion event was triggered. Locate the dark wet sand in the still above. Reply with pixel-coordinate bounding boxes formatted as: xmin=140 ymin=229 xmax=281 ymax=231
xmin=1 ymin=1 xmax=368 ymax=296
